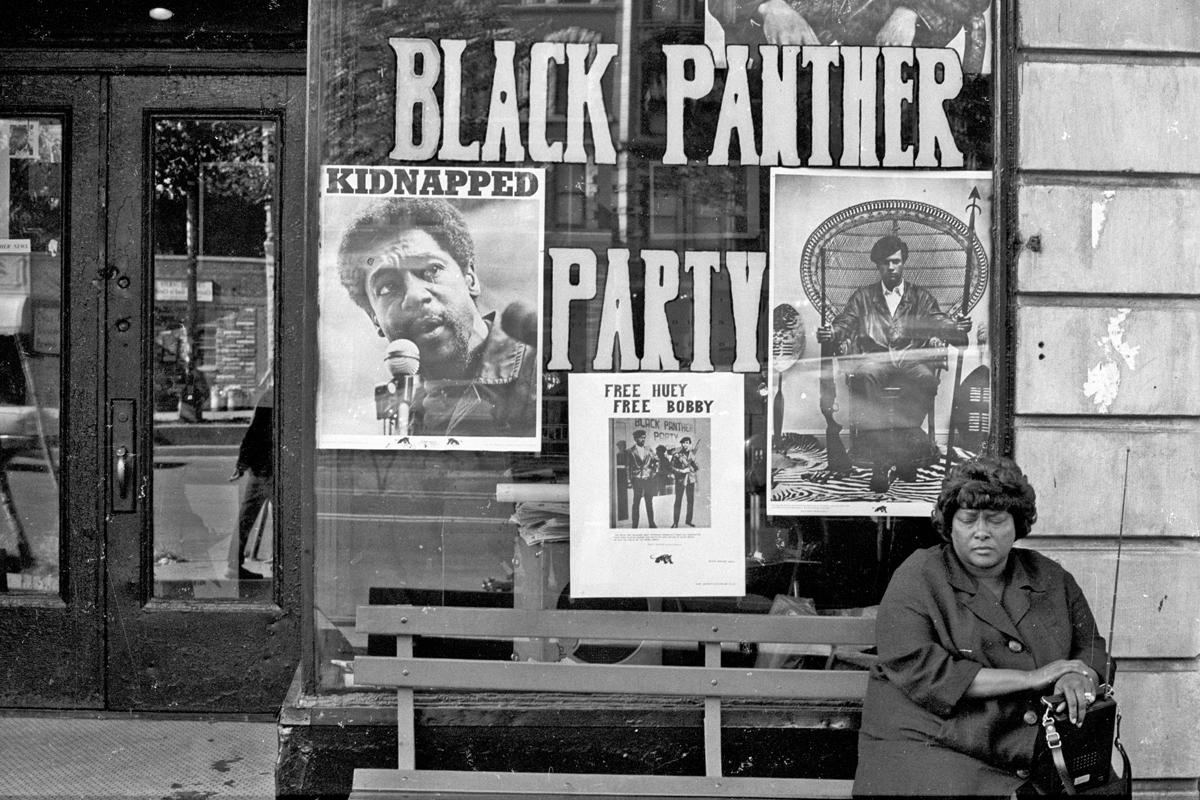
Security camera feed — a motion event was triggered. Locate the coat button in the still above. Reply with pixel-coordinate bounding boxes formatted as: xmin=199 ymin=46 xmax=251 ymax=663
xmin=1007 ymin=639 xmax=1024 ymax=653
xmin=1023 ymin=710 xmax=1038 ymax=725
xmin=1016 ymin=769 xmax=1030 ymax=779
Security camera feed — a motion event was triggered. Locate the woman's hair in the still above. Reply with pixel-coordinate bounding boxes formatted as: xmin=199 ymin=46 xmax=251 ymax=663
xmin=932 ymin=455 xmax=1038 ymax=541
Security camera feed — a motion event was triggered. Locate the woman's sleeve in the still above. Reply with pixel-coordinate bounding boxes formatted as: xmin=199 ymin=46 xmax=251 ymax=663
xmin=1065 ymin=569 xmax=1112 ymax=683
xmin=875 ymin=562 xmax=982 ymax=717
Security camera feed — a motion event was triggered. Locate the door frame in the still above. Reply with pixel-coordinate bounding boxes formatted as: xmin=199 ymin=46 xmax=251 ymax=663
xmin=102 ymin=72 xmax=305 ymax=712
xmin=0 ymin=73 xmax=105 ymax=707
xmin=0 ymin=62 xmax=307 ymax=712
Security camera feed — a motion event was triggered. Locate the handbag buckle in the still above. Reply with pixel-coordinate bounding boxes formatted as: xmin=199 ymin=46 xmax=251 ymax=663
xmin=1044 ymin=724 xmax=1062 ymax=749
xmin=1041 ymin=706 xmax=1063 ymax=749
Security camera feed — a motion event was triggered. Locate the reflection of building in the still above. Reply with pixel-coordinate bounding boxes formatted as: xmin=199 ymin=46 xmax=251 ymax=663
xmin=153 ymin=255 xmax=271 ymax=411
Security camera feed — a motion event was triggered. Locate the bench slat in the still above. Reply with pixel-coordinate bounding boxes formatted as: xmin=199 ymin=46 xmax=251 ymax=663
xmin=354 ymin=656 xmax=868 ymax=700
xmin=356 ymin=606 xmax=875 ymax=646
xmin=396 ymin=636 xmax=416 ymax=770
xmin=351 ymin=769 xmax=855 ymax=798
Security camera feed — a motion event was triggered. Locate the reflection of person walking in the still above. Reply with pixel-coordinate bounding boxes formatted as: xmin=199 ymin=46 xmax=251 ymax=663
xmin=670 ymin=437 xmax=699 ymax=527
xmin=229 ymin=373 xmax=273 ymax=580
xmin=628 ymin=429 xmax=657 ymax=528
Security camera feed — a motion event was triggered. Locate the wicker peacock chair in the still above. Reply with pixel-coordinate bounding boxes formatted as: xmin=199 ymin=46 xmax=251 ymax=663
xmin=797 ymin=199 xmax=989 ymax=477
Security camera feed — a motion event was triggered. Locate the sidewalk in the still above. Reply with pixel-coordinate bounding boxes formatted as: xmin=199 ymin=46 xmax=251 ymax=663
xmin=0 ymin=715 xmax=276 ymax=799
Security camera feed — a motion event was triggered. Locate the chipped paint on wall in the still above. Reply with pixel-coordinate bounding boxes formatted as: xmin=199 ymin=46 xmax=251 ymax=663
xmin=1091 ymin=190 xmax=1117 ymax=249
xmin=1083 ymin=308 xmax=1138 ymax=413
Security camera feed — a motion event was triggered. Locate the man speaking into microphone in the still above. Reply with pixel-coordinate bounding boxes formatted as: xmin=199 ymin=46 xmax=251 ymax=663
xmin=335 ymin=197 xmax=539 ymax=442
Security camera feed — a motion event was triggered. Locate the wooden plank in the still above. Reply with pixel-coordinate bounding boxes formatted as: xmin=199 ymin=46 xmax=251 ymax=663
xmin=703 ymin=642 xmax=722 ymax=778
xmin=1020 ymin=0 xmax=1200 ymax=53
xmin=396 ymin=636 xmax=415 ymax=771
xmin=1017 ymin=183 xmax=1200 ymax=295
xmin=1020 ymin=63 xmax=1200 ymax=173
xmin=1015 ymin=302 xmax=1200 ymax=415
xmin=1015 ymin=425 xmax=1200 ymax=540
xmin=356 ymin=606 xmax=876 ymax=646
xmin=354 ymin=657 xmax=868 ymax=700
xmin=352 ymin=769 xmax=856 ymax=798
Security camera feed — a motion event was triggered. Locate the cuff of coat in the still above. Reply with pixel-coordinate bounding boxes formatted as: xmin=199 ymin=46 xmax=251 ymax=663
xmin=929 ymin=658 xmax=983 ymax=717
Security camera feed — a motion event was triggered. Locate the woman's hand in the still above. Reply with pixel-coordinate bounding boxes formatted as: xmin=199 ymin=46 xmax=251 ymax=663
xmin=1052 ymin=671 xmax=1098 ymax=726
xmin=1027 ymin=659 xmax=1097 ymax=691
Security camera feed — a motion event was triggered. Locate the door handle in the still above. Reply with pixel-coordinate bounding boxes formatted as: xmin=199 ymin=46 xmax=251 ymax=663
xmin=111 ymin=399 xmax=136 ymax=513
xmin=115 ymin=446 xmax=131 ymax=498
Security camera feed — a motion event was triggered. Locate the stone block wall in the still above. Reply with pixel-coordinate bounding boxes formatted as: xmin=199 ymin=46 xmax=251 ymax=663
xmin=1014 ymin=2 xmax=1200 ymax=795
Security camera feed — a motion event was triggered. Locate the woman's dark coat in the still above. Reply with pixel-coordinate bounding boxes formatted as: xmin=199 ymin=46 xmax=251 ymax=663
xmin=853 ymin=544 xmax=1109 ymax=796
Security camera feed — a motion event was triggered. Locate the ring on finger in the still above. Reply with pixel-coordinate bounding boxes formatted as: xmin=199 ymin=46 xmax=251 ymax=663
xmin=1083 ymin=692 xmax=1095 ymax=701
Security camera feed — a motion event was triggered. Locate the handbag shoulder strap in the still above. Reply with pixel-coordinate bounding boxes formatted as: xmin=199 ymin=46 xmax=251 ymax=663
xmin=1041 ymin=703 xmax=1079 ymax=796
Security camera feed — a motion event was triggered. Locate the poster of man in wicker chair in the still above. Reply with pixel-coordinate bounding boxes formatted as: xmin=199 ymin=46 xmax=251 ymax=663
xmin=767 ymin=170 xmax=991 ymax=517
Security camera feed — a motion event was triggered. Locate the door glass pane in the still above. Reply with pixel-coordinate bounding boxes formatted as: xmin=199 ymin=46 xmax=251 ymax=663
xmin=0 ymin=117 xmax=62 ymax=595
xmin=150 ymin=118 xmax=276 ymax=599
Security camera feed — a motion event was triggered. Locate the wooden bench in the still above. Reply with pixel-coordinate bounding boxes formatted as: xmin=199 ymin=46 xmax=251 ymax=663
xmin=350 ymin=604 xmax=875 ymax=799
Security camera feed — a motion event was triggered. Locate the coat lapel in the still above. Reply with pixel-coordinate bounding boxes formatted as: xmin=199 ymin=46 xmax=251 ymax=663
xmin=1004 ymin=551 xmax=1046 ymax=627
xmin=894 ymin=282 xmax=913 ymax=317
xmin=867 ymin=282 xmax=890 ymax=318
xmin=942 ymin=547 xmax=1023 ymax=641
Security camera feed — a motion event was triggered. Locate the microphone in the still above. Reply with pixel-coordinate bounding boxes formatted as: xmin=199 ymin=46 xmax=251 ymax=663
xmin=500 ymin=300 xmax=539 ymax=348
xmin=375 ymin=339 xmax=420 ymax=436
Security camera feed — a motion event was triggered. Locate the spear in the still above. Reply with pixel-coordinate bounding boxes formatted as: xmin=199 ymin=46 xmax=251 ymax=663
xmin=819 ymin=249 xmax=850 ymax=474
xmin=943 ymin=187 xmax=981 ymax=477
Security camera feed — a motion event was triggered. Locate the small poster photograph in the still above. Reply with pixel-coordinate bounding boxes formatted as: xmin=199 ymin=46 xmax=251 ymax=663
xmin=570 ymin=373 xmax=745 ymax=599
xmin=768 ymin=169 xmax=992 ymax=517
xmin=610 ymin=417 xmax=711 ymax=530
xmin=316 ymin=166 xmax=544 ymax=451
xmin=2 ymin=121 xmax=39 ymax=159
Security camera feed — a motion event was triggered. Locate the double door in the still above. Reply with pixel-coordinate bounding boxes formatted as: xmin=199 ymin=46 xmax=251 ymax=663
xmin=0 ymin=72 xmax=303 ymax=712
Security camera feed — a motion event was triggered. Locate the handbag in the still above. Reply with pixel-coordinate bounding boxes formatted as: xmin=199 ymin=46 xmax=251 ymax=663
xmin=1031 ymin=688 xmax=1132 ymax=797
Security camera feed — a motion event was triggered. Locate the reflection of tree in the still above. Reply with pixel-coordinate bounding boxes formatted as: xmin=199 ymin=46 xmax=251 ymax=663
xmin=153 ymin=120 xmax=273 ymax=419
xmin=7 ymin=161 xmax=62 ymax=251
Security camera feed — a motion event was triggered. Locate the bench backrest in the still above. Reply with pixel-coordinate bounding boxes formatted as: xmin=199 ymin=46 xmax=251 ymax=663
xmin=354 ymin=604 xmax=876 ymax=775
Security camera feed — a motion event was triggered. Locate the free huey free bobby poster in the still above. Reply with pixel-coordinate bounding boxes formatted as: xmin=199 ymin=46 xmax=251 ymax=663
xmin=569 ymin=372 xmax=745 ymax=598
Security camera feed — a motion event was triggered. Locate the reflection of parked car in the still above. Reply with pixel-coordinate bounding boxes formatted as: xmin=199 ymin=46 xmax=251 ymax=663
xmin=154 ymin=330 xmax=208 ymax=414
xmin=0 ymin=404 xmax=60 ymax=575
xmin=154 ymin=351 xmax=188 ymax=412
xmin=0 ymin=404 xmax=60 ymax=440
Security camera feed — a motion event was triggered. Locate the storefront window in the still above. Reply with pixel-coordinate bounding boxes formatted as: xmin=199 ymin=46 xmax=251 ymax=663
xmin=150 ymin=118 xmax=277 ymax=597
xmin=310 ymin=0 xmax=995 ymax=691
xmin=0 ymin=117 xmax=62 ymax=595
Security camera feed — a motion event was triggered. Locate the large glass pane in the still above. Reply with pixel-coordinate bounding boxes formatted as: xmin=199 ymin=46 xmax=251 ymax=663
xmin=0 ymin=117 xmax=62 ymax=595
xmin=150 ymin=118 xmax=276 ymax=599
xmin=310 ymin=0 xmax=997 ymax=696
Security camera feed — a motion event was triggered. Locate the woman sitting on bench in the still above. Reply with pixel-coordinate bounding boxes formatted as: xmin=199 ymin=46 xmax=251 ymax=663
xmin=853 ymin=455 xmax=1109 ymax=796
